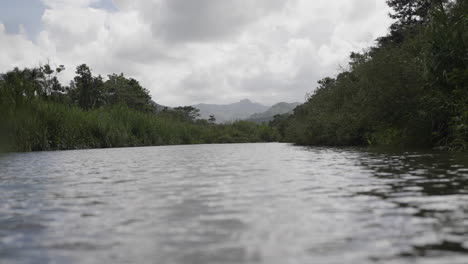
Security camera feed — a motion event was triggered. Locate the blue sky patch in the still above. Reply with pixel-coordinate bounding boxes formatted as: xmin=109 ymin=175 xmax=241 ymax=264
xmin=0 ymin=0 xmax=45 ymax=37
xmin=0 ymin=0 xmax=117 ymax=39
xmin=90 ymin=0 xmax=118 ymax=12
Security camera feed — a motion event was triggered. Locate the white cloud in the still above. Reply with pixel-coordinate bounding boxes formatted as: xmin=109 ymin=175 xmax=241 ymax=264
xmin=0 ymin=24 xmax=46 ymax=71
xmin=0 ymin=0 xmax=393 ymax=106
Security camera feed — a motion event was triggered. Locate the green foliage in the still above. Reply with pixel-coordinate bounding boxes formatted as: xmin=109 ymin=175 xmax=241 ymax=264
xmin=276 ymin=0 xmax=467 ymax=151
xmin=386 ymin=0 xmax=448 ymax=27
xmin=103 ymin=74 xmax=153 ymax=112
xmin=70 ymin=64 xmax=105 ymax=110
xmin=208 ymin=115 xmax=216 ymax=124
xmin=39 ymin=64 xmax=66 ymax=97
xmin=0 ymin=101 xmax=278 ymax=152
xmin=0 ymin=65 xmax=278 ymax=152
xmin=379 ymin=0 xmax=450 ymax=45
xmin=0 ymin=68 xmax=43 ymax=108
xmin=172 ymin=106 xmax=201 ymax=122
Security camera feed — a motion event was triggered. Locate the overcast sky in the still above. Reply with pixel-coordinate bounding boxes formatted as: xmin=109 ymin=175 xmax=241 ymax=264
xmin=0 ymin=0 xmax=393 ymax=106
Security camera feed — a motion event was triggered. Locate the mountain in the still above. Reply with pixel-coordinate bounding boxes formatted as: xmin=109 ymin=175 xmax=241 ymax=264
xmin=150 ymin=100 xmax=170 ymax=113
xmin=246 ymin=102 xmax=301 ymax=124
xmin=193 ymin=99 xmax=269 ymax=123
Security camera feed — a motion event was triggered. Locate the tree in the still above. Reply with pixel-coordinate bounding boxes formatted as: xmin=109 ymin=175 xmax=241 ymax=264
xmin=39 ymin=64 xmax=67 ymax=100
xmin=173 ymin=106 xmax=200 ymax=122
xmin=39 ymin=64 xmax=65 ymax=96
xmin=103 ymin=73 xmax=153 ymax=112
xmin=378 ymin=0 xmax=449 ymax=45
xmin=0 ymin=68 xmax=43 ymax=107
xmin=70 ymin=64 xmax=104 ymax=110
xmin=269 ymin=114 xmax=289 ymax=139
xmin=420 ymin=0 xmax=468 ymax=149
xmin=208 ymin=115 xmax=216 ymax=124
xmin=387 ymin=0 xmax=434 ymax=26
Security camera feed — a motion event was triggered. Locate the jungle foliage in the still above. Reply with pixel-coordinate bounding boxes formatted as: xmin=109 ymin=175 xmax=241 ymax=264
xmin=0 ymin=65 xmax=278 ymax=152
xmin=272 ymin=0 xmax=467 ymax=151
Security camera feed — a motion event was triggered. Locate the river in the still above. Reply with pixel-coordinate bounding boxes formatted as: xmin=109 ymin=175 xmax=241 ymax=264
xmin=1 ymin=143 xmax=467 ymax=264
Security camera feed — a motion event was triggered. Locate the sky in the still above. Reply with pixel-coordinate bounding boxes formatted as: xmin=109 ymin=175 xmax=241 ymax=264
xmin=0 ymin=0 xmax=393 ymax=106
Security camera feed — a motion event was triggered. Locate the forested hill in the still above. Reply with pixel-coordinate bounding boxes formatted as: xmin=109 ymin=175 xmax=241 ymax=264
xmin=193 ymin=99 xmax=269 ymax=123
xmin=271 ymin=0 xmax=467 ymax=151
xmin=193 ymin=100 xmax=300 ymax=124
xmin=247 ymin=102 xmax=301 ymax=124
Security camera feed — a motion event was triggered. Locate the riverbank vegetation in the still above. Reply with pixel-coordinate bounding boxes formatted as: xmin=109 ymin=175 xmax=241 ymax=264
xmin=1 ymin=0 xmax=466 ymax=152
xmin=0 ymin=65 xmax=277 ymax=152
xmin=272 ymin=0 xmax=467 ymax=151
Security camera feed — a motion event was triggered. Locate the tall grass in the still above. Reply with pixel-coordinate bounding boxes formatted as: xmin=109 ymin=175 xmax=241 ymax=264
xmin=0 ymin=100 xmax=278 ymax=152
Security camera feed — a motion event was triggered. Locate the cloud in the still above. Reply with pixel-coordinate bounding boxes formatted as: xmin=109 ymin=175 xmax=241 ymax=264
xmin=0 ymin=24 xmax=45 ymax=71
xmin=0 ymin=0 xmax=393 ymax=106
xmin=113 ymin=0 xmax=287 ymax=42
xmin=157 ymin=0 xmax=287 ymax=42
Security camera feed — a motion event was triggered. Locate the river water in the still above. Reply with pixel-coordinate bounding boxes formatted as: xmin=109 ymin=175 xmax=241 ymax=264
xmin=0 ymin=143 xmax=467 ymax=264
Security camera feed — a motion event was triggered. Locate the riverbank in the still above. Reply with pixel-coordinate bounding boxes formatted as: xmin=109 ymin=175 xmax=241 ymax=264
xmin=269 ymin=1 xmax=467 ymax=151
xmin=0 ymin=64 xmax=280 ymax=153
xmin=0 ymin=100 xmax=278 ymax=153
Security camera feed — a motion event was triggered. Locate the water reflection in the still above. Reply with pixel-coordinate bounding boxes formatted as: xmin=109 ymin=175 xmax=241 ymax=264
xmin=356 ymin=149 xmax=468 ymax=259
xmin=0 ymin=144 xmax=467 ymax=264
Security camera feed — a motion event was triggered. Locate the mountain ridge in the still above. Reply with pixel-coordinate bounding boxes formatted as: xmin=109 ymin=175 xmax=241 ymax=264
xmin=246 ymin=102 xmax=300 ymax=124
xmin=193 ymin=99 xmax=269 ymax=123
xmin=153 ymin=99 xmax=301 ymax=123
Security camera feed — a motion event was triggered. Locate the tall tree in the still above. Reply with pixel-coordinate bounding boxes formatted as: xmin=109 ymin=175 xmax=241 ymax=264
xmin=0 ymin=68 xmax=43 ymax=107
xmin=173 ymin=106 xmax=201 ymax=122
xmin=71 ymin=64 xmax=104 ymax=110
xmin=379 ymin=0 xmax=449 ymax=45
xmin=208 ymin=115 xmax=216 ymax=124
xmin=387 ymin=0 xmax=434 ymax=26
xmin=39 ymin=64 xmax=65 ymax=97
xmin=103 ymin=74 xmax=153 ymax=112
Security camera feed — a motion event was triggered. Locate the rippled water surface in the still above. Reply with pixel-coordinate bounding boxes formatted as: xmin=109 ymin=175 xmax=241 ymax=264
xmin=1 ymin=143 xmax=468 ymax=264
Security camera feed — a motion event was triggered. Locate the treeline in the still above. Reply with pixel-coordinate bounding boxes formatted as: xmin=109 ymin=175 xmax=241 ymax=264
xmin=272 ymin=0 xmax=467 ymax=151
xmin=0 ymin=65 xmax=278 ymax=152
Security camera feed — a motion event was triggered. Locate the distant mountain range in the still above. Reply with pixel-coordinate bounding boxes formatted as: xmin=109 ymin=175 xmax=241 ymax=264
xmin=193 ymin=99 xmax=300 ymax=123
xmin=193 ymin=99 xmax=269 ymax=123
xmin=152 ymin=99 xmax=300 ymax=123
xmin=246 ymin=102 xmax=301 ymax=124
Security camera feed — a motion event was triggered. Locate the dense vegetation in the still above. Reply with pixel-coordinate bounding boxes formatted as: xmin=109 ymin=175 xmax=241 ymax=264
xmin=1 ymin=0 xmax=466 ymax=152
xmin=0 ymin=65 xmax=278 ymax=152
xmin=272 ymin=0 xmax=467 ymax=151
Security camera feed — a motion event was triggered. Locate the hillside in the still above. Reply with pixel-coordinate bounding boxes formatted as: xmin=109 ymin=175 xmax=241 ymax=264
xmin=247 ymin=102 xmax=300 ymax=124
xmin=193 ymin=99 xmax=269 ymax=123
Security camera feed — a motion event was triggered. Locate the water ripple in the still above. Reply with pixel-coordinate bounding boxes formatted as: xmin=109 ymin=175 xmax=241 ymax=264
xmin=0 ymin=143 xmax=467 ymax=263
